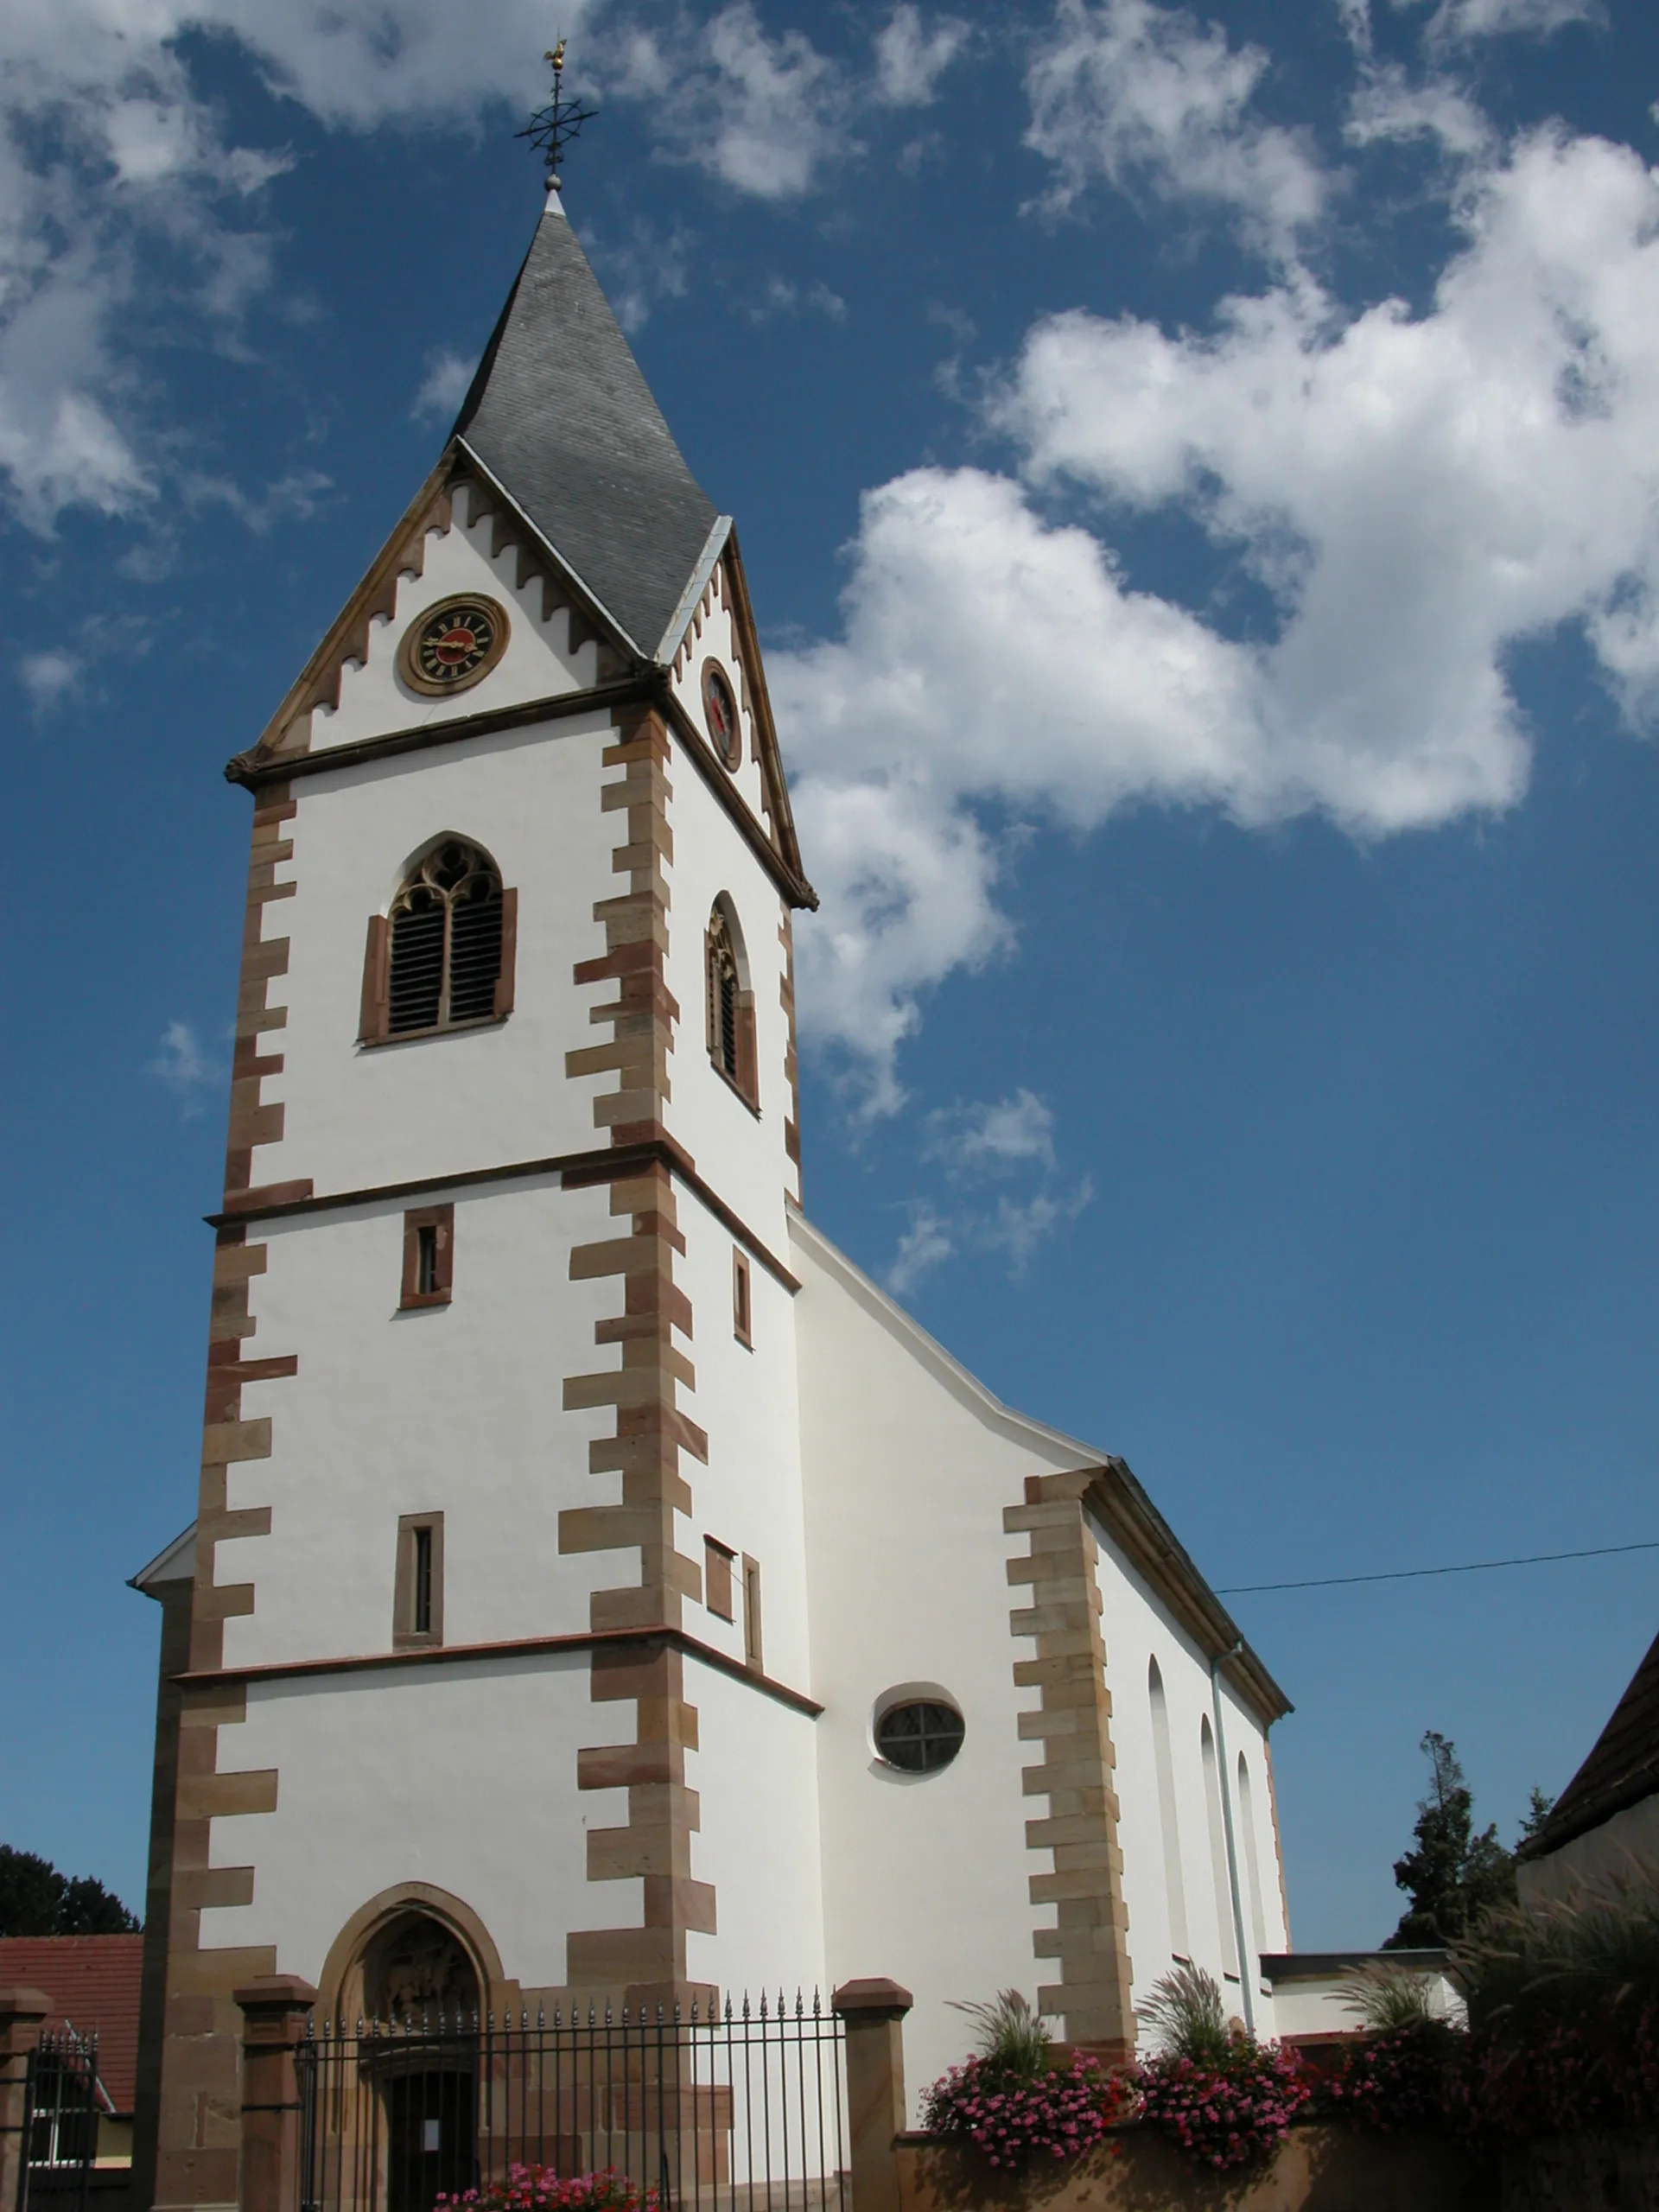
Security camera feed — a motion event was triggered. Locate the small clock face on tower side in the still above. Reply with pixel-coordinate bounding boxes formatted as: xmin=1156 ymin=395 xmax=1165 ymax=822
xmin=702 ymin=662 xmax=741 ymax=769
xmin=400 ymin=596 xmax=510 ymax=696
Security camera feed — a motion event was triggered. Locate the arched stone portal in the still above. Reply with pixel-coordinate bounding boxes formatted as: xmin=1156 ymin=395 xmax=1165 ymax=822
xmin=323 ymin=1898 xmax=493 ymax=2212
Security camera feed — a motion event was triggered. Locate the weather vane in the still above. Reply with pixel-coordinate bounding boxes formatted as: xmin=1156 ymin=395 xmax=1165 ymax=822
xmin=519 ymin=40 xmax=597 ymax=193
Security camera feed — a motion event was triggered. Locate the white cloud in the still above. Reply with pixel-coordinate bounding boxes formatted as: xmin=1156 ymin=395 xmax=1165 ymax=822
xmin=22 ymin=651 xmax=79 ymax=705
xmin=887 ymin=1204 xmax=955 ymax=1294
xmin=1024 ymin=0 xmax=1326 ymax=257
xmin=884 ymin=1136 xmax=1094 ymax=1293
xmin=411 ymin=350 xmax=478 ymax=420
xmin=749 ymin=276 xmax=847 ymax=323
xmin=1422 ymin=0 xmax=1603 ymax=46
xmin=146 ymin=1020 xmax=223 ymax=1115
xmin=925 ymin=1090 xmax=1058 ymax=1174
xmin=874 ymin=7 xmax=969 ymax=108
xmin=584 ymin=219 xmax=690 ymax=334
xmin=636 ymin=2 xmax=842 ymax=200
xmin=781 ymin=124 xmax=1659 ymax=1104
xmin=982 ymin=1179 xmax=1096 ymax=1274
xmin=1345 ymin=62 xmax=1492 ymax=156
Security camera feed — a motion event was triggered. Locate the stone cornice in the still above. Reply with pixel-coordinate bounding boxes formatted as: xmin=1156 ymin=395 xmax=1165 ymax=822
xmin=174 ymin=1624 xmax=823 ymax=1718
xmin=224 ymin=670 xmax=819 ymax=913
xmin=205 ymin=1134 xmax=801 ymax=1294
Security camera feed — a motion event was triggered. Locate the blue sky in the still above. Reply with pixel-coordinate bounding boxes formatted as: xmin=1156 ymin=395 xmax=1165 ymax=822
xmin=5 ymin=0 xmax=1659 ymax=1960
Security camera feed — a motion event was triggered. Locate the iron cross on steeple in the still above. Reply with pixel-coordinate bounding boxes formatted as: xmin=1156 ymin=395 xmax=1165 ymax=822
xmin=519 ymin=40 xmax=598 ymax=193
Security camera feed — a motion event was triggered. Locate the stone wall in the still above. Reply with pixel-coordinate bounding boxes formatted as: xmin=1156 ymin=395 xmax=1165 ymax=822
xmin=894 ymin=2127 xmax=1497 ymax=2212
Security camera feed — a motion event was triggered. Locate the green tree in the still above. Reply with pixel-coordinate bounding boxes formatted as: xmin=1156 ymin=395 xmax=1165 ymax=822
xmin=1518 ymin=1785 xmax=1556 ymax=1844
xmin=1384 ymin=1732 xmax=1516 ymax=1948
xmin=0 ymin=1847 xmax=138 ymax=1936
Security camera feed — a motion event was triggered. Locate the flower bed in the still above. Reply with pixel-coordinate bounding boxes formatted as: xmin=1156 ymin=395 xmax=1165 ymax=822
xmin=435 ymin=2167 xmax=658 ymax=2212
xmin=919 ymin=2051 xmax=1136 ymax=2170
xmin=1128 ymin=2042 xmax=1313 ymax=2172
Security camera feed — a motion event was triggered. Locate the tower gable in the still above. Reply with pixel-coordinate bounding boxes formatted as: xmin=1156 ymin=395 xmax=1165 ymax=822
xmin=662 ymin=532 xmax=807 ymax=891
xmin=235 ymin=461 xmax=632 ymax=772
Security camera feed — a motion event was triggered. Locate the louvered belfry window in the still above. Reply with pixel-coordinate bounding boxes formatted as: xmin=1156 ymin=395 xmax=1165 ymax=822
xmin=381 ymin=841 xmax=506 ymax=1036
xmin=705 ymin=900 xmax=758 ymax=1107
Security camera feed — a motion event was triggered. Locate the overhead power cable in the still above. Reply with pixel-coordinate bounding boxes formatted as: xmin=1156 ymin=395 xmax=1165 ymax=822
xmin=1216 ymin=1537 xmax=1659 ymax=1597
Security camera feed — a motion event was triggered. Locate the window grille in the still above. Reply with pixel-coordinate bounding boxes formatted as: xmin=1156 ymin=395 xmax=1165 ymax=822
xmin=386 ymin=842 xmax=505 ymax=1037
xmin=874 ymin=1700 xmax=965 ymax=1773
xmin=705 ymin=900 xmax=758 ymax=1106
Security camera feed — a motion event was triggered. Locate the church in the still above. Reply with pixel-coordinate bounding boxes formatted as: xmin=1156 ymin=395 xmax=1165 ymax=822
xmin=128 ymin=175 xmax=1297 ymax=2212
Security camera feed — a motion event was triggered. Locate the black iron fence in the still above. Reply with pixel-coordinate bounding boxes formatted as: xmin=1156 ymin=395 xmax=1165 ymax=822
xmin=296 ymin=1996 xmax=847 ymax=2212
xmin=16 ymin=2028 xmax=99 ymax=2212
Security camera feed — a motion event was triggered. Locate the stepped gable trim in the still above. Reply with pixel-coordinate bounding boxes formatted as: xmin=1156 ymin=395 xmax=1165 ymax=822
xmin=226 ymin=670 xmax=818 ymax=915
xmin=561 ymin=704 xmax=712 ymax=2007
xmin=661 ymin=532 xmax=807 ymax=892
xmin=239 ymin=452 xmax=632 ymax=773
xmin=1007 ymin=1470 xmax=1135 ymax=2057
xmin=1519 ymin=1625 xmax=1659 ymax=1861
xmin=786 ymin=1209 xmax=1290 ymax=1731
xmin=173 ymin=1624 xmax=822 ymax=1715
xmin=454 ymin=441 xmax=637 ymax=671
xmin=251 ymin=457 xmax=454 ymax=760
xmin=653 ymin=517 xmax=734 ymax=664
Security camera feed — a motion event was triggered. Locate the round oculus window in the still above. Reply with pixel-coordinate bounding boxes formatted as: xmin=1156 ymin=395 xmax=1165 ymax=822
xmin=400 ymin=595 xmax=510 ymax=696
xmin=702 ymin=662 xmax=741 ymax=770
xmin=874 ymin=1699 xmax=965 ymax=1774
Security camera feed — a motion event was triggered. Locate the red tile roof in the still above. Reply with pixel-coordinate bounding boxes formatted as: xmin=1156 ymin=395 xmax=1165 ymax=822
xmin=1520 ymin=1625 xmax=1659 ymax=1861
xmin=0 ymin=1936 xmax=143 ymax=2115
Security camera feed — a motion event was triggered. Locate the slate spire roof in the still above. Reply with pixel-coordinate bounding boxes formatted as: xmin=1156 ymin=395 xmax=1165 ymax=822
xmin=450 ymin=192 xmax=722 ymax=661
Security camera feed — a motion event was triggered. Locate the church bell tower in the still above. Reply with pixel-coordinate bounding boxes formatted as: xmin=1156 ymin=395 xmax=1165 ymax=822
xmin=133 ymin=176 xmax=824 ymax=2212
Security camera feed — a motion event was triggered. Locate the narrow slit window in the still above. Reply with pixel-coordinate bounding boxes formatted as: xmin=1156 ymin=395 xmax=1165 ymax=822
xmin=412 ymin=1526 xmax=434 ymax=1635
xmin=401 ymin=1205 xmax=454 ymax=1308
xmin=704 ymin=1537 xmax=735 ymax=1622
xmin=742 ymin=1553 xmax=763 ymax=1673
xmin=394 ymin=1514 xmax=443 ymax=1647
xmin=733 ymin=1249 xmax=752 ymax=1346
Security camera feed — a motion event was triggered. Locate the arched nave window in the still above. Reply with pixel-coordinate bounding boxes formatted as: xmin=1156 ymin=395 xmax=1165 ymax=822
xmin=359 ymin=838 xmax=517 ymax=1045
xmin=706 ymin=897 xmax=758 ymax=1106
xmin=1199 ymin=1715 xmax=1240 ymax=1977
xmin=1236 ymin=1751 xmax=1269 ymax=1966
xmin=1148 ymin=1658 xmax=1190 ymax=1958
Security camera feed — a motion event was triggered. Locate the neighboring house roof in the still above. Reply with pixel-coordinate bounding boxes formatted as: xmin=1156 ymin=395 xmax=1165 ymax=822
xmin=1520 ymin=1624 xmax=1659 ymax=1861
xmin=451 ymin=193 xmax=721 ymax=661
xmin=0 ymin=1936 xmax=143 ymax=2115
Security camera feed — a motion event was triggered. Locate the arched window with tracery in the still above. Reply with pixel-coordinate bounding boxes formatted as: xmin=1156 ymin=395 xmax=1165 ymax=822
xmin=706 ymin=897 xmax=758 ymax=1107
xmin=359 ymin=838 xmax=518 ymax=1044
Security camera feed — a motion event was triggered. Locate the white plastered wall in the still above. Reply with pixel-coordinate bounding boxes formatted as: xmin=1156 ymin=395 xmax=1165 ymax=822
xmin=1085 ymin=1515 xmax=1288 ymax=2038
xmin=791 ymin=1212 xmax=1294 ymax=2094
xmin=790 ymin=1214 xmax=1092 ymax=2107
xmin=219 ymin=1177 xmax=621 ymax=1669
xmin=662 ymin=745 xmax=793 ymax=1252
xmin=302 ymin=481 xmax=601 ymax=756
xmin=198 ymin=1652 xmax=626 ymax=1992
xmin=252 ymin=711 xmax=619 ymax=1197
xmin=666 ymin=564 xmax=772 ymax=832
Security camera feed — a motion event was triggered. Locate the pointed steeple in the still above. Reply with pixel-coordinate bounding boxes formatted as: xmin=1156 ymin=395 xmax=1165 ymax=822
xmin=450 ymin=195 xmax=722 ymax=662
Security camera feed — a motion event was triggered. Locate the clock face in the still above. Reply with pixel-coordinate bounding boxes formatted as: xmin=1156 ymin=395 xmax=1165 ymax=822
xmin=702 ymin=662 xmax=741 ymax=768
xmin=401 ymin=596 xmax=510 ymax=696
